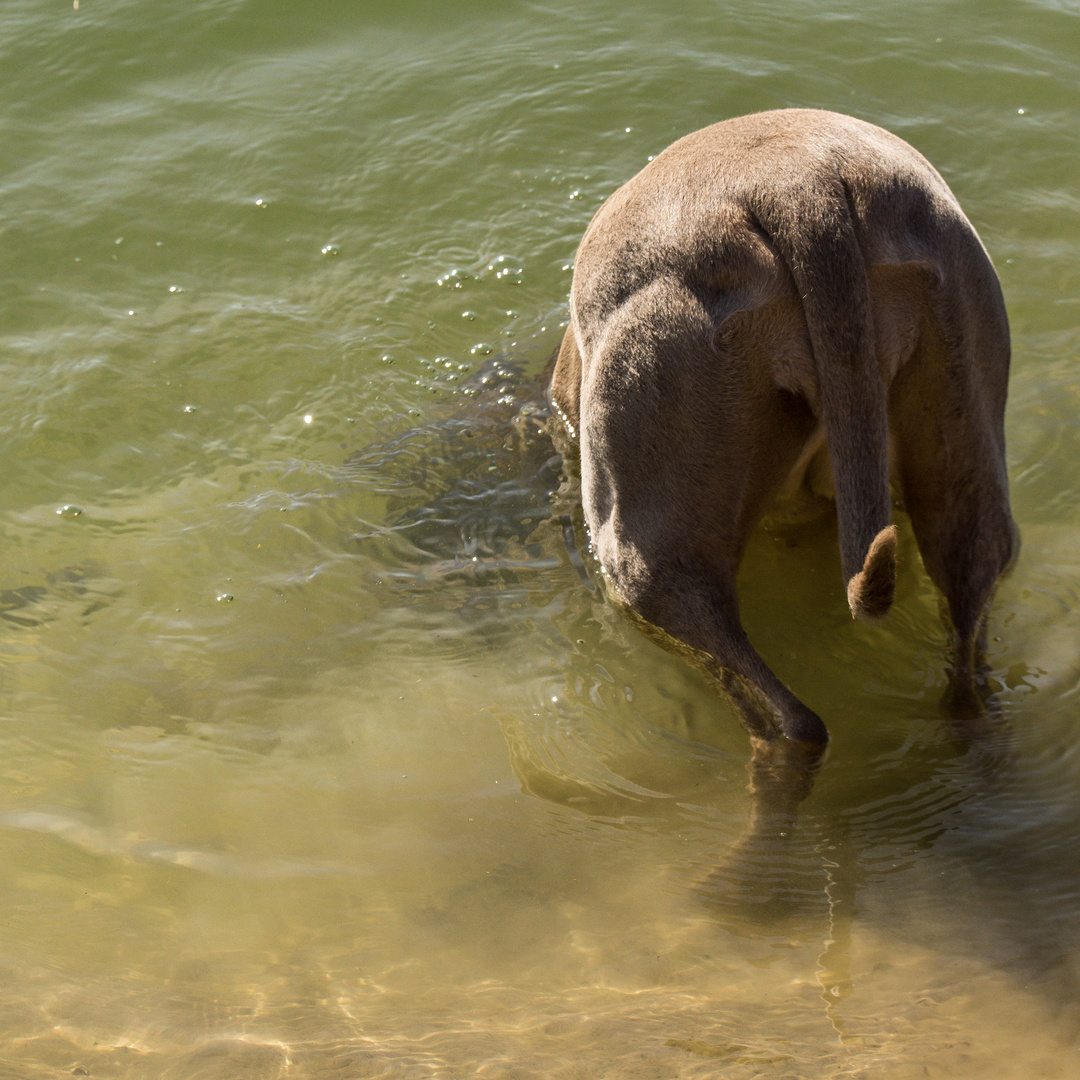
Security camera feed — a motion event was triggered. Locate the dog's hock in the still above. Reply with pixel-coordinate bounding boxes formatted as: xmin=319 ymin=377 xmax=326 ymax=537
xmin=845 ymin=524 xmax=897 ymax=622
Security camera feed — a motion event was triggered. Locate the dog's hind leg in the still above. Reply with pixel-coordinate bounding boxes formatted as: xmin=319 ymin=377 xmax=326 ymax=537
xmin=597 ymin=505 xmax=830 ymax=883
xmin=889 ymin=263 xmax=1018 ymax=722
xmin=576 ymin=280 xmax=829 ymax=745
xmin=615 ymin=553 xmax=829 ymax=745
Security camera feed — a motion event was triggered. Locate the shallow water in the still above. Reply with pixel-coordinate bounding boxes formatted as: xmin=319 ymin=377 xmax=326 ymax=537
xmin=2 ymin=0 xmax=1080 ymax=1076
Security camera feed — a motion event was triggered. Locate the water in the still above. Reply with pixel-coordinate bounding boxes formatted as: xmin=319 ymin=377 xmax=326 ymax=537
xmin=1 ymin=0 xmax=1079 ymax=1075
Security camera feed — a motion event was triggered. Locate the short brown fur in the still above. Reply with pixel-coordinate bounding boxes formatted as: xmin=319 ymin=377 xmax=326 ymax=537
xmin=550 ymin=109 xmax=1017 ymax=746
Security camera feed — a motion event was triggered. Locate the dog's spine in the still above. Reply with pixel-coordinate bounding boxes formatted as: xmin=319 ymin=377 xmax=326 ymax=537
xmin=754 ymin=179 xmax=895 ymax=621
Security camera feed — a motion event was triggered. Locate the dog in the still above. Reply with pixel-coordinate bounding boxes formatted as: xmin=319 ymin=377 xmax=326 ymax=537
xmin=549 ymin=109 xmax=1017 ymax=753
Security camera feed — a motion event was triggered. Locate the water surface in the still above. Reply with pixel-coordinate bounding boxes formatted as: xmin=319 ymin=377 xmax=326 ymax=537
xmin=2 ymin=1 xmax=1080 ymax=1076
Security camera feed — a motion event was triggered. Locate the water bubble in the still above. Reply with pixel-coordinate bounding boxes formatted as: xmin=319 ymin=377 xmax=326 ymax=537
xmin=321 ymin=244 xmax=340 ymax=256
xmin=437 ymin=269 xmax=470 ymax=288
xmin=182 ymin=404 xmax=196 ymax=413
xmin=114 ymin=237 xmax=124 ymax=245
xmin=462 ymin=310 xmax=476 ymax=320
xmin=168 ymin=285 xmax=182 ymax=293
xmin=217 ymin=593 xmax=234 ymax=603
xmin=487 ymin=255 xmax=523 ymax=282
xmin=470 ymin=343 xmax=493 ymax=356
xmin=1017 ymin=108 xmax=1027 ymax=115
xmin=255 ymin=198 xmax=266 ymax=207
xmin=625 ymin=127 xmax=632 ymax=133
xmin=569 ymin=190 xmax=581 ymax=200
xmin=127 ymin=310 xmax=135 ymax=316
xmin=303 ymin=414 xmax=313 ymax=424
xmin=561 ymin=262 xmax=574 ymax=272
xmin=56 ymin=504 xmax=83 ymax=518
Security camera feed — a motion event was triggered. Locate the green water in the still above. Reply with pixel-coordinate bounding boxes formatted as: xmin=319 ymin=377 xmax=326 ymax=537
xmin=2 ymin=0 xmax=1079 ymax=1076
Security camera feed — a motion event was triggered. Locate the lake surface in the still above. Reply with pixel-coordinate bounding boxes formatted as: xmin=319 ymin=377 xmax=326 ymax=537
xmin=2 ymin=1 xmax=1079 ymax=1076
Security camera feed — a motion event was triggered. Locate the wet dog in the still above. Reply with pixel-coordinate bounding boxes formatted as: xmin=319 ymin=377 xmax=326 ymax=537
xmin=550 ymin=108 xmax=1017 ymax=755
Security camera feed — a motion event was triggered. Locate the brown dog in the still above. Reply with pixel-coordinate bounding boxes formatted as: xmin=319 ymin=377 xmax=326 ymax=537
xmin=550 ymin=109 xmax=1017 ymax=749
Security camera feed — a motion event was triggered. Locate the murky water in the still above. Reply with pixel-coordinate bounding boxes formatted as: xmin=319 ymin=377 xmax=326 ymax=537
xmin=2 ymin=0 xmax=1079 ymax=1076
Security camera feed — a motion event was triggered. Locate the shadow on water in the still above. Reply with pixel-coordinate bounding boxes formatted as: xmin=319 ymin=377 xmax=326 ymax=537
xmin=693 ymin=700 xmax=1080 ymax=1045
xmin=0 ymin=562 xmax=118 ymax=629
xmin=344 ymin=346 xmax=591 ymax=638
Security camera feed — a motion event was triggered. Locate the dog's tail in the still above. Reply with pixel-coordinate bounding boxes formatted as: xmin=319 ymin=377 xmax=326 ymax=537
xmin=754 ymin=177 xmax=896 ymax=621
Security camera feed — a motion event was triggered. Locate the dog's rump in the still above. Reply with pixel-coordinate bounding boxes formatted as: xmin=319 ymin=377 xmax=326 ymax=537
xmin=552 ymin=108 xmax=1016 ymax=743
xmin=569 ymin=109 xmax=995 ymax=621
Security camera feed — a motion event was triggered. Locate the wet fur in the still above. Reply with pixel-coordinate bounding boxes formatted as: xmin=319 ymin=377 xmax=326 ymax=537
xmin=550 ymin=109 xmax=1017 ymax=746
